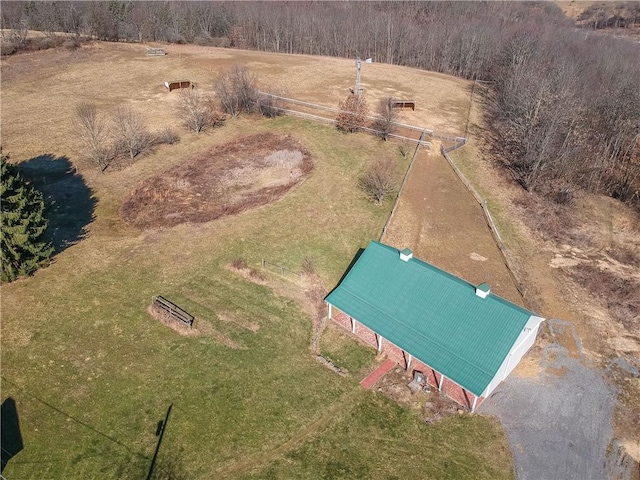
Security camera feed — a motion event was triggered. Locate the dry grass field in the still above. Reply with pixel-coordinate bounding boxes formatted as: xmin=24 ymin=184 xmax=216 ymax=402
xmin=1 ymin=41 xmax=469 ymax=159
xmin=1 ymin=41 xmax=514 ymax=479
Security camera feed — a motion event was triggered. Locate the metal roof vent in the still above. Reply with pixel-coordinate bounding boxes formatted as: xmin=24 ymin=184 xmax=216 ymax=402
xmin=400 ymin=248 xmax=413 ymax=262
xmin=475 ymin=283 xmax=491 ymax=299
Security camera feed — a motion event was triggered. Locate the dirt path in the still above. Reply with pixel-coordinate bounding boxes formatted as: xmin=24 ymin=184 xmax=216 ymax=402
xmin=383 ymin=148 xmax=523 ymax=305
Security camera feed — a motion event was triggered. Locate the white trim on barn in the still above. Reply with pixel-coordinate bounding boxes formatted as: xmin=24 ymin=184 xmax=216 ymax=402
xmin=480 ymin=315 xmax=545 ymax=399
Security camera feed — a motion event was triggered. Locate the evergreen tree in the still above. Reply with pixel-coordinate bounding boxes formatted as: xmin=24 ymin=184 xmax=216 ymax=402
xmin=1 ymin=154 xmax=53 ymax=282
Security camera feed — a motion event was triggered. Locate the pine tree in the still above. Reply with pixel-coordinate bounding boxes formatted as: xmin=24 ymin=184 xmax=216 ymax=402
xmin=1 ymin=153 xmax=54 ymax=282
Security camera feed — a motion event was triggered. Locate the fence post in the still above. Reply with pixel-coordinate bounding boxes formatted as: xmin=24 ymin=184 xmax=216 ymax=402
xmin=412 ymin=129 xmax=426 ymax=160
xmin=262 ymin=258 xmax=265 ymax=269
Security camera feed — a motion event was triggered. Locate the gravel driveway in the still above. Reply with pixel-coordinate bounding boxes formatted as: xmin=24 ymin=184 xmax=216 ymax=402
xmin=479 ymin=319 xmax=635 ymax=480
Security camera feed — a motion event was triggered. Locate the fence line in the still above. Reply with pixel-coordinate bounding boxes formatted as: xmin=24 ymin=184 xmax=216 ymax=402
xmin=380 ymin=129 xmax=427 ymax=242
xmin=258 ymin=92 xmax=461 ymax=148
xmin=267 ymin=105 xmax=337 ymax=125
xmin=440 ymin=146 xmax=527 ymax=302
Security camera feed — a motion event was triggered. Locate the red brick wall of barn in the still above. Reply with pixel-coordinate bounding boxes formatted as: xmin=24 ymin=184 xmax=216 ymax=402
xmin=411 ymin=359 xmax=440 ymax=392
xmin=381 ymin=340 xmax=408 ymax=369
xmin=332 ymin=310 xmax=377 ymax=348
xmin=333 ymin=310 xmax=351 ymax=330
xmin=357 ymin=323 xmax=379 ymax=349
xmin=329 ymin=306 xmax=487 ymax=409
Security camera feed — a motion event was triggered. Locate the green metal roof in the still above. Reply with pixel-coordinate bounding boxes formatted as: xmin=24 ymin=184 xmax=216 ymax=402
xmin=325 ymin=241 xmax=534 ymax=396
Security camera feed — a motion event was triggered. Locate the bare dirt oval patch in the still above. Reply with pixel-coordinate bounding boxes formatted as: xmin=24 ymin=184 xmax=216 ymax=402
xmin=121 ymin=133 xmax=313 ymax=228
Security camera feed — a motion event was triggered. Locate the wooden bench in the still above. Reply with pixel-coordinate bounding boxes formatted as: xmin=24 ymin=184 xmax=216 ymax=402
xmin=164 ymin=80 xmax=195 ymax=92
xmin=151 ymin=296 xmax=194 ymax=328
xmin=391 ymin=100 xmax=416 ymax=111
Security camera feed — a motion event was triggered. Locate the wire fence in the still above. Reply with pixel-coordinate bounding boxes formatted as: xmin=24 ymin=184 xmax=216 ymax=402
xmin=261 ymin=258 xmax=303 ymax=279
xmin=257 ymin=92 xmax=470 ymax=148
xmin=440 ymin=146 xmax=527 ymax=302
xmin=380 ymin=129 xmax=428 ymax=242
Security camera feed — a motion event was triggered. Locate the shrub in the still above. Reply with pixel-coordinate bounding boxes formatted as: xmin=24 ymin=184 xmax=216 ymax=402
xmin=62 ymin=37 xmax=82 ymax=50
xmin=155 ymin=127 xmax=180 ymax=145
xmin=301 ymin=256 xmax=315 ymax=275
xmin=75 ymin=102 xmax=110 ymax=171
xmin=399 ymin=140 xmax=412 ymax=159
xmin=372 ymin=97 xmax=397 ymax=141
xmin=256 ymin=91 xmax=285 ymax=118
xmin=111 ymin=107 xmax=152 ymax=161
xmin=336 ymin=94 xmax=368 ymax=133
xmin=231 ymin=258 xmax=248 ymax=270
xmin=210 ymin=37 xmax=231 ymax=48
xmin=179 ymin=89 xmax=225 ymax=133
xmin=194 ymin=35 xmax=215 ymax=46
xmin=1 ymin=40 xmax=17 ymax=56
xmin=359 ymin=157 xmax=399 ymax=205
xmin=214 ymin=65 xmax=259 ymax=117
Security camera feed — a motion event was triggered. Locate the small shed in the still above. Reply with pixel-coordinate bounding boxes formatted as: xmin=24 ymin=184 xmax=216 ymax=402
xmin=325 ymin=241 xmax=544 ymax=411
xmin=164 ymin=80 xmax=195 ymax=92
xmin=391 ymin=100 xmax=416 ymax=111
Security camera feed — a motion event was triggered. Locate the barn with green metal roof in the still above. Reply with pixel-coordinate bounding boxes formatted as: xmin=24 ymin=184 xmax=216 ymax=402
xmin=325 ymin=241 xmax=545 ymax=411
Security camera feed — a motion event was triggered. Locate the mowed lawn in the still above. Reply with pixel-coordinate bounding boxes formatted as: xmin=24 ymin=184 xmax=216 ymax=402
xmin=1 ymin=43 xmax=512 ymax=479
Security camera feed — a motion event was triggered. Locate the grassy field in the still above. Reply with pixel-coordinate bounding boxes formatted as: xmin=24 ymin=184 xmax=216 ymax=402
xmin=1 ymin=42 xmax=513 ymax=479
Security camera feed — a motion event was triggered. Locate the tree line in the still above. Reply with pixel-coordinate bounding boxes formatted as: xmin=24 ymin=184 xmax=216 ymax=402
xmin=2 ymin=1 xmax=639 ymax=207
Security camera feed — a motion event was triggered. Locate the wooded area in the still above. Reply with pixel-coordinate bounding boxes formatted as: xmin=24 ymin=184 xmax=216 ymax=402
xmin=2 ymin=1 xmax=639 ymax=207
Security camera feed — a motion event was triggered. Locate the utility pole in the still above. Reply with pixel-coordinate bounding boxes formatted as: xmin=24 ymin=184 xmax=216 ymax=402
xmin=355 ymin=57 xmax=363 ymax=96
xmin=146 ymin=404 xmax=172 ymax=480
xmin=354 ymin=57 xmax=372 ymax=96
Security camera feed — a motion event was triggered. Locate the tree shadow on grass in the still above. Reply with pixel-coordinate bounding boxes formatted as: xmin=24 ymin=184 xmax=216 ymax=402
xmin=1 ymin=397 xmax=24 ymax=473
xmin=18 ymin=154 xmax=96 ymax=253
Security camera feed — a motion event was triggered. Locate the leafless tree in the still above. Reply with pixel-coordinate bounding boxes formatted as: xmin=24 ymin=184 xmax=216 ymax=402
xmin=111 ymin=106 xmax=151 ymax=161
xmin=75 ymin=103 xmax=109 ymax=171
xmin=336 ymin=94 xmax=369 ymax=133
xmin=373 ymin=97 xmax=398 ymax=141
xmin=214 ymin=65 xmax=259 ymax=117
xmin=178 ymin=89 xmax=225 ymax=133
xmin=359 ymin=157 xmax=399 ymax=205
xmin=399 ymin=141 xmax=412 ymax=159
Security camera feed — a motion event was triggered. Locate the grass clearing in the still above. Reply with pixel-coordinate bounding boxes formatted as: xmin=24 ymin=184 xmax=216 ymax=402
xmin=448 ymin=146 xmax=521 ymax=247
xmin=241 ymin=393 xmax=514 ymax=480
xmin=2 ymin=42 xmax=513 ymax=478
xmin=320 ymin=323 xmax=376 ymax=375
